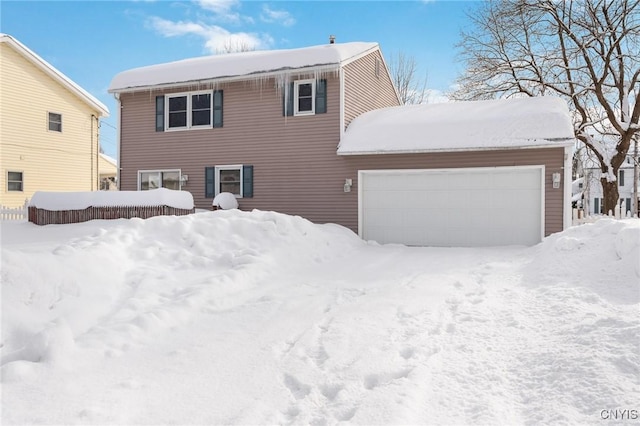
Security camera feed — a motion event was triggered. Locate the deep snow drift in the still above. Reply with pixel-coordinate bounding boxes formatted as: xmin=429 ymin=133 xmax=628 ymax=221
xmin=1 ymin=210 xmax=638 ymax=425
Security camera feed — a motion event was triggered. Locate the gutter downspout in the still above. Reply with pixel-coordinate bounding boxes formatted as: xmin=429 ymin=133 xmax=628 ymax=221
xmin=91 ymin=114 xmax=95 ymax=190
xmin=115 ymin=93 xmax=121 ymax=190
xmin=563 ymin=144 xmax=574 ymax=229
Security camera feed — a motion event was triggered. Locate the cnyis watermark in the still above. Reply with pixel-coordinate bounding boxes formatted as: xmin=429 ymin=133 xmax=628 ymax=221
xmin=600 ymin=409 xmax=638 ymax=421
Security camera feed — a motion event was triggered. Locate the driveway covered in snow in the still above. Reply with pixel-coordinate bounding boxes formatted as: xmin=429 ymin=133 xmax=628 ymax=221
xmin=1 ymin=211 xmax=638 ymax=424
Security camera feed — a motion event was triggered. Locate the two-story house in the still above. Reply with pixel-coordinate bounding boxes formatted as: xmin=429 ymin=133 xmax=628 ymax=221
xmin=0 ymin=34 xmax=110 ymax=208
xmin=580 ymin=156 xmax=639 ymax=215
xmin=109 ymin=41 xmax=573 ymax=247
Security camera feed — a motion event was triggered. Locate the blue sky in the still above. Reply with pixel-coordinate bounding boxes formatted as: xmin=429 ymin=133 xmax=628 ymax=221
xmin=2 ymin=0 xmax=479 ymax=159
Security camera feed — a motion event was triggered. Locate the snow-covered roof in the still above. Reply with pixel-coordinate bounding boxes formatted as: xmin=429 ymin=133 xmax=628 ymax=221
xmin=337 ymin=97 xmax=576 ymax=155
xmin=99 ymin=153 xmax=117 ymax=167
xmin=0 ymin=34 xmax=109 ymax=117
xmin=109 ymin=42 xmax=379 ymax=93
xmin=29 ymin=188 xmax=194 ymax=211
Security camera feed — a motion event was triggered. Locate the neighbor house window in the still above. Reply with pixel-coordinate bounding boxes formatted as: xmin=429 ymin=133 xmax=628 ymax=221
xmin=205 ymin=165 xmax=253 ymax=198
xmin=283 ymin=80 xmax=327 ymax=117
xmin=48 ymin=112 xmax=62 ymax=132
xmin=139 ymin=170 xmax=181 ymax=190
xmin=619 ymin=170 xmax=625 ymax=186
xmin=7 ymin=171 xmax=23 ymax=191
xmin=161 ymin=90 xmax=222 ymax=131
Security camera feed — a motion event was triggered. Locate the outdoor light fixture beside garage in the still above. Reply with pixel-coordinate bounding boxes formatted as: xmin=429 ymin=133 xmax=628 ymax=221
xmin=344 ymin=178 xmax=352 ymax=192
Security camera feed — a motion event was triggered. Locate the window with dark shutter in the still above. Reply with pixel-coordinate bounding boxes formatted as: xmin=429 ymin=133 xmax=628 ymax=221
xmin=316 ymin=79 xmax=327 ymax=114
xmin=619 ymin=170 xmax=625 ymax=186
xmin=283 ymin=82 xmax=294 ymax=116
xmin=243 ymin=165 xmax=253 ymax=198
xmin=155 ymin=96 xmax=164 ymax=132
xmin=205 ymin=167 xmax=215 ymax=198
xmin=213 ymin=90 xmax=223 ymax=128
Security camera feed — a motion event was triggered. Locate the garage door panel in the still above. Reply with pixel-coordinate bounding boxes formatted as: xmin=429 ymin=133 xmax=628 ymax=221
xmin=360 ymin=167 xmax=543 ymax=247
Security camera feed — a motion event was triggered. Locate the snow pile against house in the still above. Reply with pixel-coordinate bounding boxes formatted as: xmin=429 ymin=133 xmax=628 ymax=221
xmin=338 ymin=96 xmax=576 ymax=154
xmin=29 ymin=188 xmax=194 ymax=211
xmin=108 ymin=42 xmax=378 ymax=92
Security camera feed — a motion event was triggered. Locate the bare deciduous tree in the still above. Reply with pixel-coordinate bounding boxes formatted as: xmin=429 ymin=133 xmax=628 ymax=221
xmin=389 ymin=51 xmax=429 ymax=105
xmin=453 ymin=0 xmax=640 ymax=214
xmin=216 ymin=39 xmax=256 ymax=54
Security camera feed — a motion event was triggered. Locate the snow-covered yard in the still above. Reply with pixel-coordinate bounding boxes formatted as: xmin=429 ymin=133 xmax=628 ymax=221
xmin=1 ymin=210 xmax=638 ymax=425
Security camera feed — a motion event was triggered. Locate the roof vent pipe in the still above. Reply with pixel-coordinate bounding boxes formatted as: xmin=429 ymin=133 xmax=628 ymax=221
xmin=329 ymin=35 xmax=335 ymax=44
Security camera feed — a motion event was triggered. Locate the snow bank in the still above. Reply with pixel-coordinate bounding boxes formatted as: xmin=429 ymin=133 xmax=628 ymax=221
xmin=109 ymin=42 xmax=378 ymax=92
xmin=1 ymin=212 xmax=638 ymax=424
xmin=29 ymin=188 xmax=194 ymax=210
xmin=338 ymin=96 xmax=575 ymax=154
xmin=528 ymin=218 xmax=640 ymax=302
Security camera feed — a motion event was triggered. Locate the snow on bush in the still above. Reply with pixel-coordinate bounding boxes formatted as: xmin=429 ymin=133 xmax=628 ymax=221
xmin=29 ymin=188 xmax=194 ymax=211
xmin=212 ymin=192 xmax=239 ymax=210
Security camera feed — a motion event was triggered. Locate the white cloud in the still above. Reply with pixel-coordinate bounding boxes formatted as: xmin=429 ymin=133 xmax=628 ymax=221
xmin=196 ymin=0 xmax=242 ymax=24
xmin=260 ymin=5 xmax=296 ymax=27
xmin=148 ymin=16 xmax=270 ymax=54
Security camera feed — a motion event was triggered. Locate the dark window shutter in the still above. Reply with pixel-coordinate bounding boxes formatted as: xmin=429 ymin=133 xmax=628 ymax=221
xmin=594 ymin=198 xmax=600 ymax=214
xmin=283 ymin=82 xmax=294 ymax=116
xmin=316 ymin=79 xmax=327 ymax=114
xmin=243 ymin=165 xmax=253 ymax=198
xmin=213 ymin=90 xmax=223 ymax=128
xmin=205 ymin=167 xmax=215 ymax=198
xmin=156 ymin=96 xmax=165 ymax=131
xmin=619 ymin=170 xmax=624 ymax=186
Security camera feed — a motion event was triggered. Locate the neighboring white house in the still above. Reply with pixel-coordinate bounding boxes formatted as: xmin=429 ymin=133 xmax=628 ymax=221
xmin=576 ymin=155 xmax=639 ymax=215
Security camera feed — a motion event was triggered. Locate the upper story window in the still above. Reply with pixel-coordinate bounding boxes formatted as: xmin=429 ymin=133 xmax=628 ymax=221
xmin=157 ymin=90 xmax=222 ymax=132
xmin=48 ymin=112 xmax=62 ymax=132
xmin=619 ymin=170 xmax=625 ymax=187
xmin=284 ymin=79 xmax=327 ymax=117
xmin=294 ymin=79 xmax=315 ymax=116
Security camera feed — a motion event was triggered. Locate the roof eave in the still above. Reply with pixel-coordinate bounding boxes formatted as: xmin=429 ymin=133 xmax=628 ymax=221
xmin=337 ymin=140 xmax=576 ymax=156
xmin=108 ymin=63 xmax=343 ymax=94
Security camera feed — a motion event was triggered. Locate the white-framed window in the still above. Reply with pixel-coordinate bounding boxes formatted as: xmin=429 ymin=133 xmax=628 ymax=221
xmin=48 ymin=112 xmax=62 ymax=132
xmin=294 ymin=79 xmax=315 ymax=116
xmin=166 ymin=91 xmax=212 ymax=131
xmin=215 ymin=165 xmax=243 ymax=197
xmin=138 ymin=170 xmax=181 ymax=191
xmin=7 ymin=171 xmax=23 ymax=191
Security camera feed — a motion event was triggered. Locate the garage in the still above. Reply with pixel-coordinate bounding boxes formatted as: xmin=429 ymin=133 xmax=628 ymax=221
xmin=338 ymin=97 xmax=576 ymax=247
xmin=359 ymin=166 xmax=544 ymax=247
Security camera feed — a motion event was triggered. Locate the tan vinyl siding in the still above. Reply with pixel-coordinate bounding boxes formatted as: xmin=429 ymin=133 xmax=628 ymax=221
xmin=343 ymin=49 xmax=400 ymax=129
xmin=0 ymin=43 xmax=101 ymax=207
xmin=341 ymin=148 xmax=566 ymax=237
xmin=118 ymin=52 xmax=564 ymax=240
xmin=119 ymin=71 xmax=565 ymax=238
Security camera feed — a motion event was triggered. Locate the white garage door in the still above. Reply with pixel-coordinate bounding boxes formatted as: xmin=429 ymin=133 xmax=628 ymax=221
xmin=359 ymin=166 xmax=544 ymax=247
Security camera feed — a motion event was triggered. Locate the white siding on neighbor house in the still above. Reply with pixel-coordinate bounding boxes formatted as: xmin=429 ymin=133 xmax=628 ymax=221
xmin=581 ymin=165 xmax=638 ymax=214
xmin=0 ymin=43 xmax=102 ymax=207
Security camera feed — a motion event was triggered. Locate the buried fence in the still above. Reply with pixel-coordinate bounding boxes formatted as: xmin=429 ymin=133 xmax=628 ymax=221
xmin=0 ymin=203 xmax=28 ymax=221
xmin=28 ymin=205 xmax=194 ymax=226
xmin=572 ymin=206 xmax=638 ymax=225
